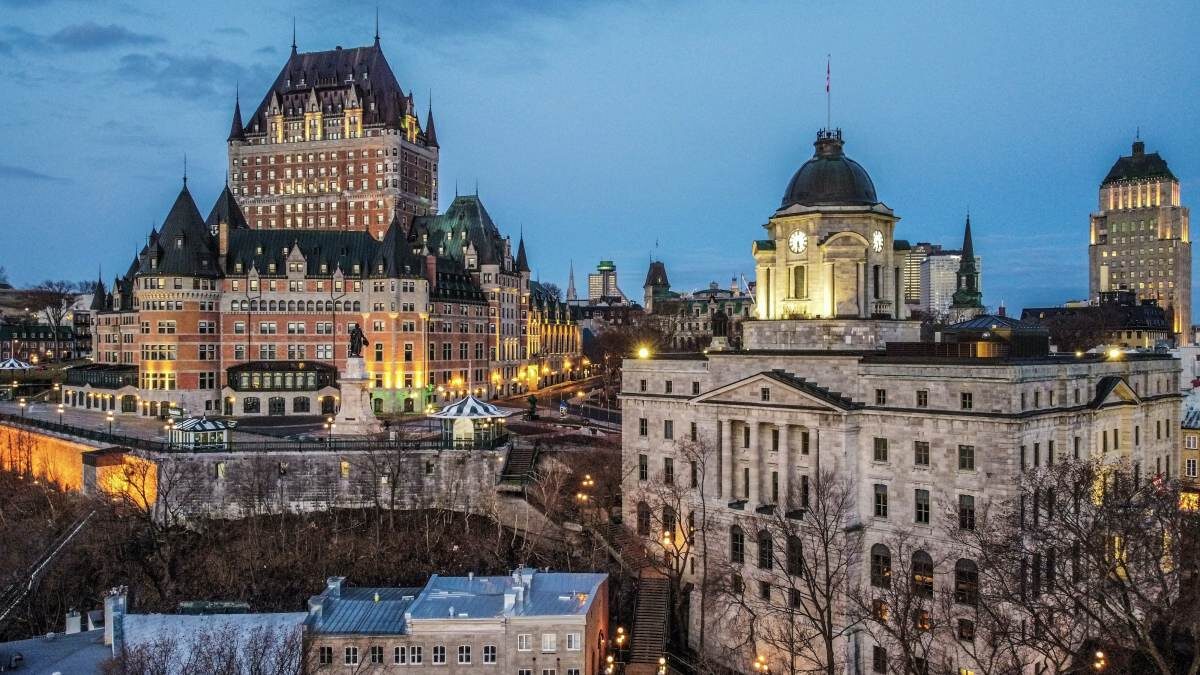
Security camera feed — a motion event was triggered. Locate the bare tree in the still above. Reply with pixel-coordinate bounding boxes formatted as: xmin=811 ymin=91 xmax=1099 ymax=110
xmin=710 ymin=468 xmax=862 ymax=675
xmin=847 ymin=528 xmax=960 ymax=675
xmin=29 ymin=280 xmax=79 ymax=361
xmin=104 ymin=622 xmax=302 ymax=675
xmin=956 ymin=457 xmax=1200 ymax=675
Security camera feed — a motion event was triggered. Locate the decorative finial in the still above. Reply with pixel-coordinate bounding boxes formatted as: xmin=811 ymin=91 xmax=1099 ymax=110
xmin=183 ymin=153 xmax=188 ymax=186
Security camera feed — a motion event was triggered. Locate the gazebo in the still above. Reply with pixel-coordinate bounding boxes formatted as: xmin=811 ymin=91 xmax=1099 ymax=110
xmin=0 ymin=358 xmax=32 ymax=370
xmin=430 ymin=395 xmax=512 ymax=447
xmin=168 ymin=416 xmax=233 ymax=450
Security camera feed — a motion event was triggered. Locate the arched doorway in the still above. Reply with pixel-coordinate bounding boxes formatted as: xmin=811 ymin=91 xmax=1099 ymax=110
xmin=320 ymin=396 xmax=336 ymax=415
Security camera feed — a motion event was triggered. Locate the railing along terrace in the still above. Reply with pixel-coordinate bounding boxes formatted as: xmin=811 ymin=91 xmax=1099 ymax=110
xmin=0 ymin=412 xmax=508 ymax=454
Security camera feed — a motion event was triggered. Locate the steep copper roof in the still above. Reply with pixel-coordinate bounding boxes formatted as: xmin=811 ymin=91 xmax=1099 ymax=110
xmin=245 ymin=43 xmax=410 ymax=134
xmin=1102 ymin=140 xmax=1176 ymax=185
xmin=138 ymin=184 xmax=221 ymax=278
xmin=205 ymin=184 xmax=250 ymax=233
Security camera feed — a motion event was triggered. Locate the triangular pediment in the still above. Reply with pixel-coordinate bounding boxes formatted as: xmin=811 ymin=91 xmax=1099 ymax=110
xmin=692 ymin=370 xmax=856 ymax=411
xmin=1089 ymin=375 xmax=1141 ymax=409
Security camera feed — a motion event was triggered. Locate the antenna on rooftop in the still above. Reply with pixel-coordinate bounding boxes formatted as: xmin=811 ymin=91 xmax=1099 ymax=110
xmin=825 ymin=54 xmax=831 ymax=130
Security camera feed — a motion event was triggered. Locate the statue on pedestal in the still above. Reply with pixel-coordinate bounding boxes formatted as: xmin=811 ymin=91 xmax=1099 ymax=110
xmin=349 ymin=325 xmax=370 ymax=358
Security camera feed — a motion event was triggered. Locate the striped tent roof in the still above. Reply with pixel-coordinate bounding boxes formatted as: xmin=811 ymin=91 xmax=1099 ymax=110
xmin=0 ymin=357 xmax=31 ymax=370
xmin=173 ymin=416 xmax=233 ymax=432
xmin=431 ymin=395 xmax=509 ymax=420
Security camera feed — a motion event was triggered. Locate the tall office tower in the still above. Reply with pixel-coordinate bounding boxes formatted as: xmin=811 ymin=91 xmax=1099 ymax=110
xmin=1090 ymin=138 xmax=1190 ymax=342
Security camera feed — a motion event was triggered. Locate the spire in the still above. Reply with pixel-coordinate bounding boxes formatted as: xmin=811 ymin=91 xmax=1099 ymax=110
xmin=951 ymin=212 xmax=983 ymax=311
xmin=374 ymin=5 xmax=380 ymax=45
xmin=227 ymin=85 xmax=245 ymax=142
xmin=566 ymin=259 xmax=577 ymax=301
xmin=291 ymin=17 xmax=297 ymax=54
xmin=516 ymin=235 xmax=530 ymax=273
xmin=182 ymin=153 xmax=188 ymax=187
xmin=425 ymin=100 xmax=439 ymax=148
xmin=960 ymin=212 xmax=974 ymax=264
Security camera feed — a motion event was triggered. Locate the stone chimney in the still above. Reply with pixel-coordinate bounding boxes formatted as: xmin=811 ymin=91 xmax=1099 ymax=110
xmin=64 ymin=608 xmax=81 ymax=635
xmin=425 ymin=255 xmax=438 ymax=290
xmin=218 ymin=219 xmax=230 ymax=256
xmin=308 ymin=597 xmax=324 ymax=620
xmin=103 ymin=586 xmax=127 ymax=649
xmin=325 ymin=576 xmax=345 ymax=598
xmin=503 ymin=590 xmax=517 ymax=612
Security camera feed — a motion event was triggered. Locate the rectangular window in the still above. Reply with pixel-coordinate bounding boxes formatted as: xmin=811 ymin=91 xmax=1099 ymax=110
xmin=875 ymin=388 xmax=887 ymax=405
xmin=916 ymin=389 xmax=928 ymax=407
xmin=517 ymin=635 xmax=532 ymax=651
xmin=958 ymin=444 xmax=976 ymax=471
xmin=771 ymin=428 xmax=780 ymax=451
xmin=639 ymin=379 xmax=647 ymax=393
xmin=566 ymin=633 xmax=581 ymax=650
xmin=1187 ymin=459 xmax=1197 ymax=477
xmin=874 ymin=484 xmax=888 ymax=519
xmin=663 ymin=457 xmax=674 ymax=485
xmin=638 ymin=454 xmax=648 ymax=481
xmin=482 ymin=645 xmax=496 ymax=663
xmin=541 ymin=633 xmax=557 ymax=652
xmin=664 ymin=420 xmax=674 ymax=439
xmin=913 ymin=441 xmax=930 ymax=467
xmin=639 ymin=418 xmax=648 ymax=437
xmin=690 ymin=460 xmax=699 ymax=488
xmin=395 ymin=646 xmax=406 ymax=664
xmin=872 ymin=645 xmax=887 ymax=673
xmin=319 ymin=646 xmax=333 ymax=665
xmin=432 ymin=645 xmax=446 ymax=664
xmin=915 ymin=488 xmax=930 ymax=524
xmin=692 ymin=381 xmax=700 ymax=395
xmin=801 ymin=431 xmax=810 ymax=455
xmin=371 ymin=645 xmax=384 ymax=664
xmin=761 ymin=387 xmax=771 ymax=401
xmin=959 ymin=494 xmax=976 ymax=530
xmin=800 ymin=474 xmax=810 ymax=508
xmin=345 ymin=646 xmax=359 ymax=665
xmin=961 ymin=392 xmax=973 ymax=410
xmin=457 ymin=645 xmax=471 ymax=664
xmin=665 ymin=380 xmax=673 ymax=394
xmin=873 ymin=437 xmax=888 ymax=463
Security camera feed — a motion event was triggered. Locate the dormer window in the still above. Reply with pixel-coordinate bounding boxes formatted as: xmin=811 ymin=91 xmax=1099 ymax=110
xmin=352 ymin=264 xmax=361 ymax=275
xmin=234 ymin=263 xmax=243 ymax=273
xmin=320 ymin=263 xmax=328 ymax=274
xmin=267 ymin=263 xmax=277 ymax=274
xmin=175 ymin=236 xmax=184 ymax=249
xmin=255 ymin=245 xmax=263 ymax=255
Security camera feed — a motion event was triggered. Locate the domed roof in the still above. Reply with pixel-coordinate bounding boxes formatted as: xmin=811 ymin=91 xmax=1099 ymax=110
xmin=781 ymin=129 xmax=878 ymax=208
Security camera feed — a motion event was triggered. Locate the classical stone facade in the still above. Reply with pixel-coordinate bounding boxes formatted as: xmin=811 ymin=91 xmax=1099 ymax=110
xmin=619 ymin=125 xmax=1182 ymax=673
xmin=1089 ymin=139 xmax=1191 ymax=342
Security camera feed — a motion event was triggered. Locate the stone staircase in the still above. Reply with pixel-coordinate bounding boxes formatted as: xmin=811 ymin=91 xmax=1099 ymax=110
xmin=601 ymin=521 xmax=651 ymax=572
xmin=628 ymin=571 xmax=670 ymax=670
xmin=498 ymin=443 xmax=539 ymax=485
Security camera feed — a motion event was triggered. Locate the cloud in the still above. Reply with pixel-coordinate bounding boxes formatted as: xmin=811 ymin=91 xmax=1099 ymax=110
xmin=48 ymin=22 xmax=163 ymax=51
xmin=0 ymin=163 xmax=63 ymax=182
xmin=115 ymin=51 xmax=268 ymax=100
xmin=254 ymin=45 xmax=277 ymax=55
xmin=0 ymin=24 xmax=42 ymax=53
xmin=215 ymin=26 xmax=248 ymax=36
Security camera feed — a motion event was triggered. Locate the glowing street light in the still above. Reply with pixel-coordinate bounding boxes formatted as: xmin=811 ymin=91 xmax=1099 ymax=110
xmin=57 ymin=404 xmax=64 ymax=425
xmin=106 ymin=411 xmax=114 ymax=435
xmin=18 ymin=398 xmax=26 ymax=417
xmin=636 ymin=346 xmax=651 ymax=359
xmin=324 ymin=416 xmax=336 ymax=442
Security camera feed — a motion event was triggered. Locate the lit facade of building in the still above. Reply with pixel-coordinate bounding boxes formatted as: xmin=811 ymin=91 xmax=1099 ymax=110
xmin=76 ymin=184 xmax=578 ymax=418
xmin=620 ymin=125 xmax=1182 ymax=674
xmin=226 ymin=38 xmax=438 ymax=239
xmin=752 ymin=129 xmax=910 ymax=320
xmin=586 ymin=260 xmax=625 ymax=302
xmin=1089 ymin=139 xmax=1191 ymax=342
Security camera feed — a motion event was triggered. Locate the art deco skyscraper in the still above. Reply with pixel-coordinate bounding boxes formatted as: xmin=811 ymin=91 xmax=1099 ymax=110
xmin=1089 ymin=139 xmax=1190 ymax=342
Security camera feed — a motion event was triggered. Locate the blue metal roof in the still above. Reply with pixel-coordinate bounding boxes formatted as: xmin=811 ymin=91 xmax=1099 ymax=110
xmin=306 ymin=587 xmax=422 ymax=635
xmin=307 ymin=570 xmax=607 ymax=635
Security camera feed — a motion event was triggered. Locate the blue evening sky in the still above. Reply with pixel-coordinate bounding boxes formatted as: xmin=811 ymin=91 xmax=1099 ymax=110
xmin=1 ymin=0 xmax=1197 ymax=313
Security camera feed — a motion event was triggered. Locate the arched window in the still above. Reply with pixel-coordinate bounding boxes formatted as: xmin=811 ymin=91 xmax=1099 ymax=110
xmin=636 ymin=501 xmax=651 ymax=536
xmin=730 ymin=525 xmax=745 ymax=564
xmin=757 ymin=530 xmax=773 ymax=570
xmin=287 ymin=300 xmax=296 ymax=312
xmin=243 ymin=397 xmax=261 ymax=414
xmin=870 ymin=543 xmax=892 ymax=588
xmin=306 ymin=300 xmax=315 ymax=312
xmin=787 ymin=535 xmax=804 ymax=576
xmin=293 ymin=396 xmax=310 ymax=413
xmin=352 ymin=301 xmax=361 ymax=312
xmin=912 ymin=550 xmax=934 ymax=598
xmin=955 ymin=559 xmax=979 ymax=606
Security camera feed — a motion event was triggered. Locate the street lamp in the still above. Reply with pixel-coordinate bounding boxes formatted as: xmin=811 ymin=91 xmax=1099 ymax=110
xmin=57 ymin=404 xmax=64 ymax=425
xmin=1093 ymin=651 xmax=1108 ymax=671
xmin=636 ymin=346 xmax=651 ymax=359
xmin=752 ymin=655 xmax=770 ymax=674
xmin=18 ymin=398 xmax=26 ymax=417
xmin=106 ymin=411 xmax=114 ymax=434
xmin=324 ymin=416 xmax=336 ymax=442
xmin=657 ymin=656 xmax=667 ymax=675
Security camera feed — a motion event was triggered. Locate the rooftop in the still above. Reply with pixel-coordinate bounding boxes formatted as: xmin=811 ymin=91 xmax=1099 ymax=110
xmin=307 ymin=568 xmax=607 ymax=634
xmin=0 ymin=629 xmax=109 ymax=674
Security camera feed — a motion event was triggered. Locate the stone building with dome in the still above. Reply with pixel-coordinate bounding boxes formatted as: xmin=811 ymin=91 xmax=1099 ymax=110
xmin=753 ymin=128 xmax=911 ymax=323
xmin=620 ymin=126 xmax=1181 ymax=674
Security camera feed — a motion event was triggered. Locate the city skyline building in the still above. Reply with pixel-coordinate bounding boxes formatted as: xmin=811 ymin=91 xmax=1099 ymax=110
xmin=1089 ymin=138 xmax=1191 ymax=342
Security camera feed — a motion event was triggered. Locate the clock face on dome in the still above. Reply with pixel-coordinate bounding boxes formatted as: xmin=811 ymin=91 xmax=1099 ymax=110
xmin=787 ymin=229 xmax=808 ymax=254
xmin=871 ymin=230 xmax=884 ymax=253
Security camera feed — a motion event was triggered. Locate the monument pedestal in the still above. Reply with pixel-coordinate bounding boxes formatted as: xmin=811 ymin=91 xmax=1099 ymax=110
xmin=334 ymin=358 xmax=380 ymax=436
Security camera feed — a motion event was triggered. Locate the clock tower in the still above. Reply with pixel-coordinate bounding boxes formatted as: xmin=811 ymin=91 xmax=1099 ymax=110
xmin=753 ymin=129 xmax=907 ymax=320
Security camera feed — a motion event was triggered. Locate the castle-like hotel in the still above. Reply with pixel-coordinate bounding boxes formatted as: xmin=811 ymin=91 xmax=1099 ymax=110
xmin=68 ymin=37 xmax=579 ymax=419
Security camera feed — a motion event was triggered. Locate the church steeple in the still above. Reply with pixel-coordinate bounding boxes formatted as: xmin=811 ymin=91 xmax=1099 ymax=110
xmin=566 ymin=260 xmax=577 ymax=301
xmin=951 ymin=213 xmax=983 ymax=311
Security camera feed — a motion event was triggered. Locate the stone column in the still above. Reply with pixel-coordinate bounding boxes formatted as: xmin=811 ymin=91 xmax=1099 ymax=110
xmin=780 ymin=424 xmax=791 ymax=510
xmin=720 ymin=419 xmax=732 ymax=499
xmin=748 ymin=420 xmax=760 ymax=505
